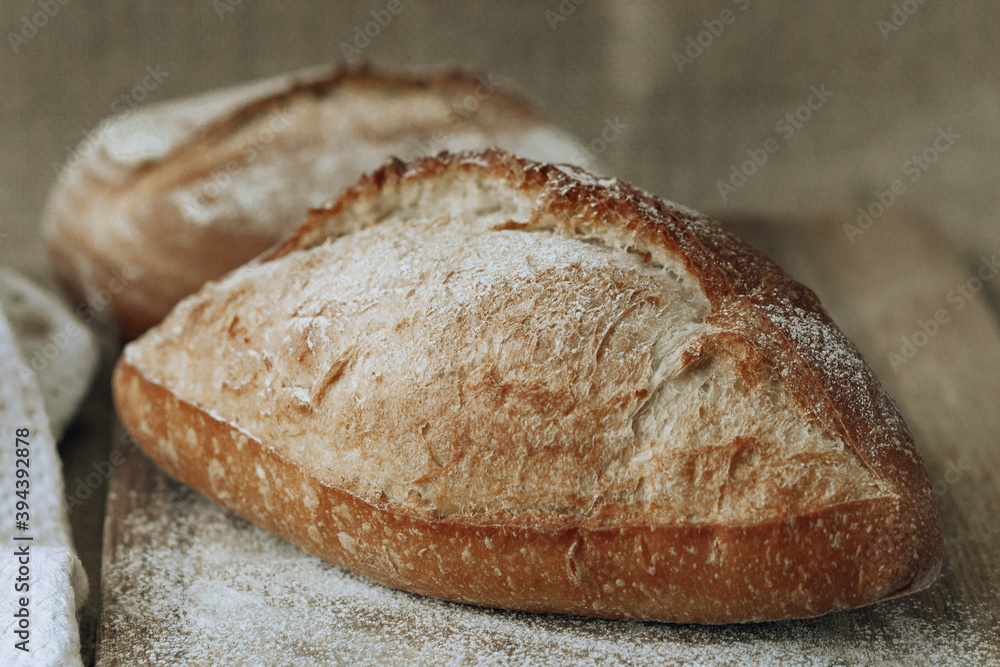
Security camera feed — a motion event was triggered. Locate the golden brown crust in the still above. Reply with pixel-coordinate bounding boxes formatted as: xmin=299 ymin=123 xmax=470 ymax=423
xmin=43 ymin=68 xmax=581 ymax=340
xmin=114 ymin=359 xmax=936 ymax=622
xmin=271 ymin=151 xmax=942 ymax=569
xmin=158 ymin=66 xmax=541 ymax=170
xmin=114 ymin=150 xmax=942 ymax=622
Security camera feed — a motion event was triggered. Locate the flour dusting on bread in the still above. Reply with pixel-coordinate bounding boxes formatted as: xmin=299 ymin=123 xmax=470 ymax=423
xmin=114 ymin=150 xmax=942 ymax=622
xmin=44 ymin=67 xmax=591 ymax=338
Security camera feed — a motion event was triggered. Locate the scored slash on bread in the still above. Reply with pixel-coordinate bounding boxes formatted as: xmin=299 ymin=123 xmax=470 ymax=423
xmin=113 ymin=150 xmax=943 ymax=623
xmin=43 ymin=66 xmax=589 ymax=339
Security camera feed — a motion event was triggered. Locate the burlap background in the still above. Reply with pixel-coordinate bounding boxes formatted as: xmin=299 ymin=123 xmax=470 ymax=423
xmin=2 ymin=1 xmax=997 ymax=280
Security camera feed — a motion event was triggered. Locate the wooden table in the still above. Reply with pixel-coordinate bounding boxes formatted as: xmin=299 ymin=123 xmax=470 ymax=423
xmin=72 ymin=215 xmax=999 ymax=665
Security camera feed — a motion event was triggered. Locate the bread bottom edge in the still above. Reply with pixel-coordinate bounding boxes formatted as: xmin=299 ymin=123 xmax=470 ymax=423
xmin=112 ymin=359 xmax=939 ymax=624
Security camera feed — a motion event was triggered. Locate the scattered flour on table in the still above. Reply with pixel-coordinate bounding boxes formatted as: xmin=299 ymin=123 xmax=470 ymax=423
xmin=103 ymin=476 xmax=996 ymax=666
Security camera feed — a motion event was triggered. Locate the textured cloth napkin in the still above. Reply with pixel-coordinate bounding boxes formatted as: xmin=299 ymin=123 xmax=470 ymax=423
xmin=0 ymin=270 xmax=96 ymax=667
xmin=0 ymin=266 xmax=99 ymax=440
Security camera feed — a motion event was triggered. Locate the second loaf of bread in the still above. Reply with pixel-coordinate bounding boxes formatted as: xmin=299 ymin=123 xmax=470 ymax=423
xmin=44 ymin=66 xmax=587 ymax=338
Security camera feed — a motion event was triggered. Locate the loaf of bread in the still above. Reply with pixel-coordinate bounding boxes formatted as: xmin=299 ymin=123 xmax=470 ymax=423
xmin=113 ymin=150 xmax=943 ymax=623
xmin=43 ymin=66 xmax=587 ymax=339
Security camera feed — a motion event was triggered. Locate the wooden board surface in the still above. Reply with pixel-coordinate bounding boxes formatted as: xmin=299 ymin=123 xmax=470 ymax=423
xmin=95 ymin=216 xmax=1000 ymax=666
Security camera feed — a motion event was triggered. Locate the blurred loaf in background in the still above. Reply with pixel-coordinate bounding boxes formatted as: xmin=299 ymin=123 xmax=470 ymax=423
xmin=42 ymin=66 xmax=589 ymax=339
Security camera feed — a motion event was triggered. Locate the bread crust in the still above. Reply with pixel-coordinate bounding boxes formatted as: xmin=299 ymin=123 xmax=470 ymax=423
xmin=44 ymin=67 xmax=583 ymax=339
xmin=272 ymin=152 xmax=942 ymax=521
xmin=114 ymin=361 xmax=936 ymax=623
xmin=114 ymin=150 xmax=943 ymax=622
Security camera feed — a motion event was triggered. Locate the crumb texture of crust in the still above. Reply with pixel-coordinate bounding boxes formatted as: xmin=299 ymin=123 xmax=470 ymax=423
xmin=123 ymin=151 xmax=916 ymax=530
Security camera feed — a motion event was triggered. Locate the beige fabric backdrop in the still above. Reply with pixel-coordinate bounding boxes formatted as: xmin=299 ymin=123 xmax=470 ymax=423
xmin=1 ymin=0 xmax=997 ymax=285
xmin=1 ymin=3 xmax=997 ymax=661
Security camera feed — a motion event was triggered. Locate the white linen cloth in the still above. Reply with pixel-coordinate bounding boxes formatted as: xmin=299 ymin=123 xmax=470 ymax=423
xmin=0 ymin=272 xmax=94 ymax=666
